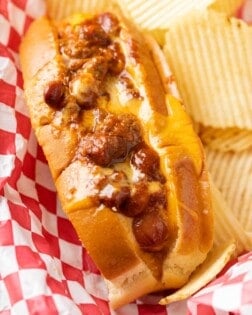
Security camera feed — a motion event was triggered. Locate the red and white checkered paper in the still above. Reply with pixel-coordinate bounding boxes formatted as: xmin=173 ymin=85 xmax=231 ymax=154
xmin=0 ymin=0 xmax=252 ymax=314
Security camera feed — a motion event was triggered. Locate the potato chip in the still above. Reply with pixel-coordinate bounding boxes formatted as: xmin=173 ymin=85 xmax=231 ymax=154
xmin=116 ymin=0 xmax=243 ymax=45
xmin=206 ymin=148 xmax=252 ymax=235
xmin=117 ymin=0 xmax=212 ymax=29
xmin=159 ymin=242 xmax=236 ymax=305
xmin=163 ymin=9 xmax=252 ymax=129
xmin=146 ymin=29 xmax=167 ymax=47
xmin=198 ymin=125 xmax=252 ymax=152
xmin=209 ymin=0 xmax=244 ymax=15
xmin=116 ymin=0 xmax=242 ymax=29
xmin=46 ymin=0 xmax=110 ymax=20
xmin=210 ymin=177 xmax=252 ymax=253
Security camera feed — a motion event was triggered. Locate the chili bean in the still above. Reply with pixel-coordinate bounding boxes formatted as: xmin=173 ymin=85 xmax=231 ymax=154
xmin=133 ymin=212 xmax=168 ymax=252
xmin=118 ymin=181 xmax=149 ymax=217
xmin=44 ymin=80 xmax=65 ymax=108
xmin=79 ymin=21 xmax=111 ymax=47
xmin=81 ymin=133 xmax=128 ymax=166
xmin=98 ymin=114 xmax=142 ymax=149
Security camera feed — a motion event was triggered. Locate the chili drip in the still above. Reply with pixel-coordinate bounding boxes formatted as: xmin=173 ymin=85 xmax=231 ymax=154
xmin=44 ymin=12 xmax=169 ymax=252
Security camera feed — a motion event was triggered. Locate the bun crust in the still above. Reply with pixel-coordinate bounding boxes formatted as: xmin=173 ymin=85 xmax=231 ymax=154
xmin=20 ymin=11 xmax=213 ymax=309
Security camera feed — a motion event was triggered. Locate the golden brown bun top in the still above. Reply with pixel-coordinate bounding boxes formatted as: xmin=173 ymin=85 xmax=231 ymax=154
xmin=20 ymin=18 xmax=58 ymax=83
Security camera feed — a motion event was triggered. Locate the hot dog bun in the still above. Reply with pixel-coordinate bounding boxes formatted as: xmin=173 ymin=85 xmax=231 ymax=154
xmin=20 ymin=11 xmax=213 ymax=309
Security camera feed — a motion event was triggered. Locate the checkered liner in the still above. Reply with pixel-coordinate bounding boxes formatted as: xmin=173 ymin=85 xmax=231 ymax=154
xmin=188 ymin=252 xmax=252 ymax=315
xmin=0 ymin=1 xmax=252 ymax=314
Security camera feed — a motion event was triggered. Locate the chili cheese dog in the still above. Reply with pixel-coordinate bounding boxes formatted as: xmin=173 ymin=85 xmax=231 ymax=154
xmin=19 ymin=11 xmax=214 ymax=309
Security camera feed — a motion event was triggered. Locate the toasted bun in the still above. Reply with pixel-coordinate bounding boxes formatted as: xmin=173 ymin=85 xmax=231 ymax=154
xmin=20 ymin=11 xmax=213 ymax=309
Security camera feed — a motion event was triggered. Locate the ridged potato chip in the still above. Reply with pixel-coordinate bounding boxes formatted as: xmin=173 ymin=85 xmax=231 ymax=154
xmin=116 ymin=0 xmax=243 ymax=45
xmin=159 ymin=242 xmax=236 ymax=305
xmin=210 ymin=177 xmax=252 ymax=252
xmin=163 ymin=9 xmax=252 ymax=129
xmin=117 ymin=0 xmax=212 ymax=29
xmin=206 ymin=148 xmax=252 ymax=234
xmin=209 ymin=0 xmax=244 ymax=15
xmin=198 ymin=126 xmax=252 ymax=152
xmin=46 ymin=0 xmax=111 ymax=20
